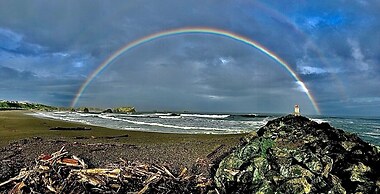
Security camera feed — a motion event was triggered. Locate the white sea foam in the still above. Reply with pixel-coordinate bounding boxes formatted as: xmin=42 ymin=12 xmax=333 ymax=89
xmin=241 ymin=114 xmax=257 ymax=117
xmin=29 ymin=112 xmax=93 ymax=125
xmin=103 ymin=115 xmax=232 ymax=131
xmin=28 ymin=112 xmax=266 ymax=134
xmin=124 ymin=114 xmax=155 ymax=118
xmin=154 ymin=113 xmax=172 ymax=116
xmin=53 ymin=111 xmax=70 ymax=114
xmin=363 ymin=132 xmax=380 ymax=137
xmin=362 ymin=133 xmax=380 ymax=139
xmin=244 ymin=120 xmax=267 ymax=126
xmin=180 ymin=114 xmax=230 ymax=119
xmin=97 ymin=114 xmax=123 ymax=121
xmin=26 ymin=112 xmax=380 ymax=140
xmin=72 ymin=112 xmax=94 ymax=117
xmin=311 ymin=119 xmax=329 ymax=124
xmin=159 ymin=116 xmax=182 ymax=119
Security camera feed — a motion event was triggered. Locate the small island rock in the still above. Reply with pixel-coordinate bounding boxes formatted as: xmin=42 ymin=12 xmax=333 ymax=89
xmin=103 ymin=108 xmax=113 ymax=113
xmin=113 ymin=107 xmax=136 ymax=113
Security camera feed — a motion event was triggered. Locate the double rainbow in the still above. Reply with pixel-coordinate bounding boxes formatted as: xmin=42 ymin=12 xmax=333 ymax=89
xmin=71 ymin=27 xmax=320 ymax=114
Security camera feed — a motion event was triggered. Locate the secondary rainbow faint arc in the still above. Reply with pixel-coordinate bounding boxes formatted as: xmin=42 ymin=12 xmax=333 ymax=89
xmin=71 ymin=27 xmax=321 ymax=114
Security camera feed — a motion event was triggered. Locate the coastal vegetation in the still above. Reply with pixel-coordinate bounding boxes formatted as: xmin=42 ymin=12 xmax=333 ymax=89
xmin=0 ymin=100 xmax=136 ymax=113
xmin=0 ymin=100 xmax=57 ymax=111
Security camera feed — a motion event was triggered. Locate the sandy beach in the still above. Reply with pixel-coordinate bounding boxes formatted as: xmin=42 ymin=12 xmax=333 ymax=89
xmin=1 ymin=111 xmax=379 ymax=193
xmin=0 ymin=110 xmax=244 ymax=182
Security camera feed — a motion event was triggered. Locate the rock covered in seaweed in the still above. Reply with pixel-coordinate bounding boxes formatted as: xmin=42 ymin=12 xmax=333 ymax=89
xmin=214 ymin=115 xmax=380 ymax=194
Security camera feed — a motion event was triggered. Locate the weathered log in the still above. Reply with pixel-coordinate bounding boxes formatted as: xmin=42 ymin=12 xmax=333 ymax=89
xmin=49 ymin=127 xmax=91 ymax=131
xmin=97 ymin=134 xmax=129 ymax=139
xmin=206 ymin=144 xmax=225 ymax=159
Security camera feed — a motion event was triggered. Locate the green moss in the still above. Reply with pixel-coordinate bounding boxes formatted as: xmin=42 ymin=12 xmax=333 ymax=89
xmin=260 ymin=138 xmax=274 ymax=157
xmin=294 ymin=168 xmax=302 ymax=176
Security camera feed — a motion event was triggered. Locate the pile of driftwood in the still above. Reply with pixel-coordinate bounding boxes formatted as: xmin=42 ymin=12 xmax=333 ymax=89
xmin=0 ymin=147 xmax=214 ymax=193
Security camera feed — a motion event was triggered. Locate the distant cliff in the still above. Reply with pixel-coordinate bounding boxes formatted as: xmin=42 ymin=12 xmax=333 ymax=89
xmin=0 ymin=100 xmax=57 ymax=111
xmin=0 ymin=100 xmax=140 ymax=114
xmin=214 ymin=115 xmax=380 ymax=193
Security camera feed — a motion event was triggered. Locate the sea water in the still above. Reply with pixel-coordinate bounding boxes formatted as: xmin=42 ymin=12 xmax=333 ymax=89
xmin=30 ymin=112 xmax=380 ymax=145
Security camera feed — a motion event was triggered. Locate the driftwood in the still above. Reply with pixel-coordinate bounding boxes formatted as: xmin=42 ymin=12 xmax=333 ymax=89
xmin=206 ymin=144 xmax=225 ymax=159
xmin=0 ymin=146 xmax=213 ymax=193
xmin=74 ymin=134 xmax=129 ymax=140
xmin=49 ymin=127 xmax=91 ymax=131
xmin=97 ymin=134 xmax=129 ymax=139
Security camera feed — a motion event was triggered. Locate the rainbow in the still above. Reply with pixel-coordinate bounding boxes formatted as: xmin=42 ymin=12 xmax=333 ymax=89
xmin=71 ymin=27 xmax=321 ymax=114
xmin=252 ymin=1 xmax=347 ymax=100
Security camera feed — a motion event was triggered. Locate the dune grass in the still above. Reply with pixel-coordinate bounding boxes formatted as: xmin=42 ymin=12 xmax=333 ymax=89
xmin=0 ymin=110 xmax=244 ymax=148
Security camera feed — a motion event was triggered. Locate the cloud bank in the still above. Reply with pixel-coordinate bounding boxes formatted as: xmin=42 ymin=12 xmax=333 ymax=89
xmin=1 ymin=0 xmax=379 ymax=115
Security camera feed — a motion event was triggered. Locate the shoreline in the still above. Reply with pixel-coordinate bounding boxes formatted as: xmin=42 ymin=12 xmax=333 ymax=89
xmin=1 ymin=111 xmax=379 ymax=193
xmin=27 ymin=111 xmax=247 ymax=135
xmin=0 ymin=110 xmax=244 ymax=182
xmin=0 ymin=110 xmax=245 ymax=147
xmin=28 ymin=110 xmax=262 ymax=135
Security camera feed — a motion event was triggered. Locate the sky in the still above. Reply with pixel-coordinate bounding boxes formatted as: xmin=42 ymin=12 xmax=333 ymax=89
xmin=0 ymin=0 xmax=379 ymax=116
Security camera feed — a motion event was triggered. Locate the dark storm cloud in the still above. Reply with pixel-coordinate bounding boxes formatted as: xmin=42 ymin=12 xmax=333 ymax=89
xmin=80 ymin=36 xmax=315 ymax=113
xmin=0 ymin=28 xmax=45 ymax=56
xmin=0 ymin=0 xmax=380 ymax=115
xmin=0 ymin=65 xmax=36 ymax=87
xmin=0 ymin=64 xmax=82 ymax=106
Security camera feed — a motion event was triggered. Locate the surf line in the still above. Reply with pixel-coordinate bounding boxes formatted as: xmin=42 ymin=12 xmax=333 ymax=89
xmin=71 ymin=27 xmax=321 ymax=114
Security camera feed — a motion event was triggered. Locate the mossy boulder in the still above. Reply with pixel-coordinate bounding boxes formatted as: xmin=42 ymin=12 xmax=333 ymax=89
xmin=214 ymin=115 xmax=380 ymax=193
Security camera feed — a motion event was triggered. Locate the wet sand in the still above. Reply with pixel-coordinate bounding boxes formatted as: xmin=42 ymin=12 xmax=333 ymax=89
xmin=0 ymin=111 xmax=244 ymax=181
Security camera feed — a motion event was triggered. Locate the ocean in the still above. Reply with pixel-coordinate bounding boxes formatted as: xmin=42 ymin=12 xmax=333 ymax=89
xmin=30 ymin=112 xmax=380 ymax=145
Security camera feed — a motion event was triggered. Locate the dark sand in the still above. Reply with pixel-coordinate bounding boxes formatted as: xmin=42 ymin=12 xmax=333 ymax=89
xmin=0 ymin=111 xmax=244 ymax=181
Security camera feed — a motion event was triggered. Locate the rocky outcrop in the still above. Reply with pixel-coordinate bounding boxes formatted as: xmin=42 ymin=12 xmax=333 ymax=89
xmin=102 ymin=108 xmax=113 ymax=113
xmin=0 ymin=100 xmax=57 ymax=111
xmin=214 ymin=115 xmax=380 ymax=193
xmin=113 ymin=107 xmax=136 ymax=113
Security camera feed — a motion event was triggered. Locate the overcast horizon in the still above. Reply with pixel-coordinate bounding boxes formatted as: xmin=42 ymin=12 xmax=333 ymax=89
xmin=1 ymin=0 xmax=380 ymax=116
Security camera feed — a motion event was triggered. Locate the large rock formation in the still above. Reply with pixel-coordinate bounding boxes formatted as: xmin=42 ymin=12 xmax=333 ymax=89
xmin=214 ymin=115 xmax=380 ymax=193
xmin=113 ymin=106 xmax=136 ymax=113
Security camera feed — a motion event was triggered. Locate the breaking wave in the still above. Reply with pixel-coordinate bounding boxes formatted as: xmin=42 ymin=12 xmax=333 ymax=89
xmin=28 ymin=112 xmax=380 ymax=144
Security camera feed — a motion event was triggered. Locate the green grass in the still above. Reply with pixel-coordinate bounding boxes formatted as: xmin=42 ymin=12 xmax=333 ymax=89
xmin=0 ymin=110 xmax=244 ymax=148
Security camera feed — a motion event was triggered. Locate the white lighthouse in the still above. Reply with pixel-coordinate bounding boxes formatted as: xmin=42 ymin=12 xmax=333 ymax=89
xmin=294 ymin=105 xmax=300 ymax=116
